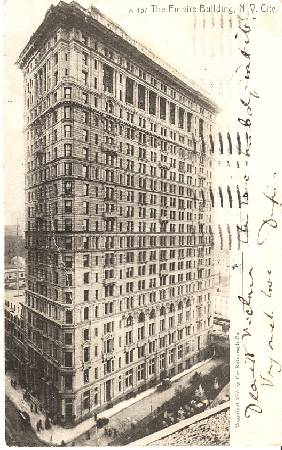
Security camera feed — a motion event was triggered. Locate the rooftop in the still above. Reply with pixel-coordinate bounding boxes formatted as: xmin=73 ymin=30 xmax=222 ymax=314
xmin=150 ymin=408 xmax=230 ymax=446
xmin=17 ymin=1 xmax=218 ymax=113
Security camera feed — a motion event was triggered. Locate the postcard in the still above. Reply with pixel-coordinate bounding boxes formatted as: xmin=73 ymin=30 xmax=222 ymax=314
xmin=3 ymin=0 xmax=282 ymax=447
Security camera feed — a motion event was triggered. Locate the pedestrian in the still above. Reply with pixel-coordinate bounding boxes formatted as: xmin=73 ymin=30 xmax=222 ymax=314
xmin=34 ymin=404 xmax=38 ymax=413
xmin=61 ymin=440 xmax=66 ymax=447
xmin=30 ymin=403 xmax=34 ymax=412
xmin=36 ymin=419 xmax=42 ymax=432
xmin=45 ymin=416 xmax=51 ymax=430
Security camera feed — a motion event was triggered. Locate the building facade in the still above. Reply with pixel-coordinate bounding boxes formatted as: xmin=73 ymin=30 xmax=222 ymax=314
xmin=5 ymin=290 xmax=26 ymax=384
xmin=18 ymin=1 xmax=218 ymax=426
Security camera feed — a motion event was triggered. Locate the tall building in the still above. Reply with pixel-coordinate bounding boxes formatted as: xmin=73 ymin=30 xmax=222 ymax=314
xmin=18 ymin=1 xmax=218 ymax=426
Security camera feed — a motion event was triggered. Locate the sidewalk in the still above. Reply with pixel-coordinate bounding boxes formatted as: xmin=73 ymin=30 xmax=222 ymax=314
xmin=6 ymin=357 xmax=215 ymax=446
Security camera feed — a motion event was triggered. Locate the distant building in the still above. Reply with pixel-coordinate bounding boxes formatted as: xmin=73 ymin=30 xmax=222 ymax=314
xmin=5 ymin=258 xmax=26 ymax=290
xmin=5 ymin=226 xmax=25 ymax=265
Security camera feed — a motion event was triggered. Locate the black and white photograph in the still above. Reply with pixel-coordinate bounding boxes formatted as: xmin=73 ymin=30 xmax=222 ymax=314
xmin=3 ymin=0 xmax=282 ymax=447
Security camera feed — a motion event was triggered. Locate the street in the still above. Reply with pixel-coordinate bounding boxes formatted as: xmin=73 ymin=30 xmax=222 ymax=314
xmin=5 ymin=396 xmax=47 ymax=447
xmin=75 ymin=358 xmax=224 ymax=446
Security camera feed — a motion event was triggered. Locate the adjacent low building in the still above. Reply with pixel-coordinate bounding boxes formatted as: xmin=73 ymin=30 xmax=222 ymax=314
xmin=5 ymin=290 xmax=26 ymax=385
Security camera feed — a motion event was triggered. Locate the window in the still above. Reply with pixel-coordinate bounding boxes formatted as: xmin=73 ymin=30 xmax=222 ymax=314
xmin=170 ymin=103 xmax=176 ymax=124
xmin=82 ymin=129 xmax=89 ymax=142
xmin=83 ymin=390 xmax=90 ymax=410
xmin=64 ymin=144 xmax=72 ymax=157
xmin=138 ymin=84 xmax=145 ymax=110
xmin=65 ymin=200 xmax=72 ymax=213
xmin=65 ymin=255 xmax=73 ymax=268
xmin=64 ymin=106 xmax=71 ymax=119
xmin=64 ymin=163 xmax=72 ymax=176
xmin=199 ymin=118 xmax=204 ymax=136
xmin=84 ymin=290 xmax=89 ymax=302
xmin=65 ymin=333 xmax=72 ymax=345
xmin=84 ymin=307 xmax=89 ymax=321
xmin=84 ymin=369 xmax=89 ymax=383
xmin=64 ymin=351 xmax=72 ymax=367
xmin=103 ymin=64 xmax=114 ymax=93
xmin=65 ymin=292 xmax=72 ymax=304
xmin=64 ymin=181 xmax=73 ymax=195
xmin=149 ymin=91 xmax=156 ymax=115
xmin=187 ymin=112 xmax=192 ymax=132
xmin=160 ymin=97 xmax=166 ymax=120
xmin=148 ymin=358 xmax=155 ymax=375
xmin=64 ymin=87 xmax=72 ymax=99
xmin=83 ymin=254 xmax=90 ymax=267
xmin=83 ymin=328 xmax=90 ymax=341
xmin=65 ymin=374 xmax=73 ymax=390
xmin=82 ymin=71 xmax=88 ymax=85
xmin=84 ymin=272 xmax=89 ymax=284
xmin=137 ymin=363 xmax=145 ymax=381
xmin=64 ymin=125 xmax=72 ymax=138
xmin=82 ymin=52 xmax=88 ymax=65
xmin=125 ymin=369 xmax=133 ymax=388
xmin=125 ymin=78 xmax=134 ymax=104
xmin=179 ymin=108 xmax=184 ymax=129
xmin=65 ymin=218 xmax=72 ymax=231
xmin=84 ymin=346 xmax=90 ymax=362
xmin=65 ymin=310 xmax=73 ymax=324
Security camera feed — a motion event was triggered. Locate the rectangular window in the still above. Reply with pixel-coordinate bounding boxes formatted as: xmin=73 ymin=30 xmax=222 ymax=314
xmin=125 ymin=78 xmax=134 ymax=104
xmin=64 ymin=125 xmax=72 ymax=138
xmin=187 ymin=112 xmax=192 ymax=132
xmin=138 ymin=84 xmax=145 ymax=110
xmin=84 ymin=369 xmax=89 ymax=383
xmin=64 ymin=87 xmax=72 ymax=99
xmin=160 ymin=97 xmax=166 ymax=120
xmin=83 ymin=390 xmax=90 ymax=410
xmin=82 ymin=71 xmax=88 ymax=85
xmin=64 ymin=144 xmax=72 ymax=157
xmin=82 ymin=130 xmax=89 ymax=142
xmin=83 ymin=254 xmax=90 ymax=267
xmin=170 ymin=103 xmax=176 ymax=124
xmin=64 ymin=106 xmax=71 ymax=119
xmin=83 ymin=328 xmax=90 ymax=341
xmin=103 ymin=64 xmax=114 ymax=93
xmin=65 ymin=332 xmax=72 ymax=345
xmin=64 ymin=351 xmax=72 ymax=367
xmin=84 ymin=346 xmax=90 ymax=362
xmin=64 ymin=181 xmax=73 ymax=195
xmin=65 ymin=200 xmax=72 ymax=213
xmin=65 ymin=374 xmax=73 ymax=390
xmin=149 ymin=91 xmax=156 ymax=115
xmin=65 ymin=310 xmax=73 ymax=324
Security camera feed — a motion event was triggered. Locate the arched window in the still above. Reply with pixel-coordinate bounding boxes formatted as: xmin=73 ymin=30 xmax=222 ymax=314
xmin=186 ymin=299 xmax=191 ymax=308
xmin=169 ymin=303 xmax=175 ymax=313
xmin=126 ymin=315 xmax=133 ymax=326
xmin=149 ymin=309 xmax=156 ymax=320
xmin=160 ymin=306 xmax=166 ymax=316
xmin=106 ymin=100 xmax=113 ymax=114
xmin=138 ymin=312 xmax=145 ymax=323
xmin=178 ymin=301 xmax=183 ymax=310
